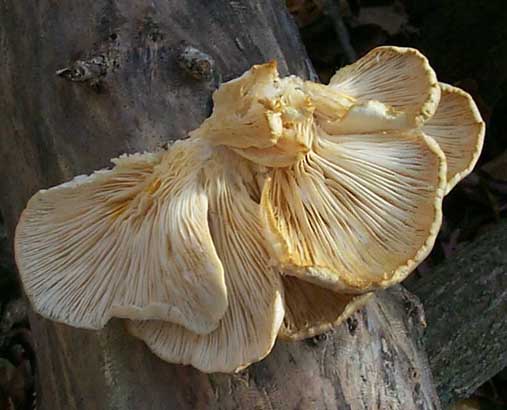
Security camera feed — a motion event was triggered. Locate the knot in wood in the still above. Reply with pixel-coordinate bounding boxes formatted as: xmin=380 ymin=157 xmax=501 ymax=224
xmin=177 ymin=45 xmax=216 ymax=81
xmin=56 ymin=55 xmax=109 ymax=83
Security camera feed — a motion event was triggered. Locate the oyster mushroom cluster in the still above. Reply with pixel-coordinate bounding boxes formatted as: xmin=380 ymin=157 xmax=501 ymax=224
xmin=15 ymin=46 xmax=485 ymax=373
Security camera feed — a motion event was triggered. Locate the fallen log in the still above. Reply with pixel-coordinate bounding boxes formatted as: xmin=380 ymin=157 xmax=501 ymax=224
xmin=407 ymin=220 xmax=507 ymax=407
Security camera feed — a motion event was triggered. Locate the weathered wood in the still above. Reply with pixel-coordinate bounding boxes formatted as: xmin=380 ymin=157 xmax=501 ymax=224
xmin=406 ymin=220 xmax=507 ymax=407
xmin=0 ymin=1 xmax=441 ymax=409
xmin=27 ymin=288 xmax=441 ymax=410
xmin=195 ymin=286 xmax=440 ymax=410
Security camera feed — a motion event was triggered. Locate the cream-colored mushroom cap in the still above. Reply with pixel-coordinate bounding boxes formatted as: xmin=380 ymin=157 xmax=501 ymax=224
xmin=279 ymin=276 xmax=372 ymax=340
xmin=128 ymin=148 xmax=284 ymax=373
xmin=15 ymin=139 xmax=228 ymax=334
xmin=328 ymin=46 xmax=441 ymax=129
xmin=260 ymin=47 xmax=447 ymax=293
xmin=192 ymin=62 xmax=316 ymax=168
xmin=262 ymin=130 xmax=447 ymax=292
xmin=423 ymin=83 xmax=486 ymax=193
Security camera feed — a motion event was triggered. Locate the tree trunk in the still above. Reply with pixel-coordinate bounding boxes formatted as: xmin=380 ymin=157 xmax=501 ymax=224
xmin=407 ymin=220 xmax=507 ymax=407
xmin=0 ymin=1 xmax=441 ymax=409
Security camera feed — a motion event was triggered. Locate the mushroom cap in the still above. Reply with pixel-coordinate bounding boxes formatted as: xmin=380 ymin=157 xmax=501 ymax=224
xmin=279 ymin=276 xmax=372 ymax=341
xmin=257 ymin=46 xmax=449 ymax=293
xmin=261 ymin=129 xmax=447 ymax=292
xmin=329 ymin=46 xmax=441 ymax=128
xmin=192 ymin=61 xmax=282 ymax=150
xmin=128 ymin=148 xmax=284 ymax=373
xmin=422 ymin=83 xmax=486 ymax=193
xmin=15 ymin=139 xmax=228 ymax=334
xmin=192 ymin=62 xmax=317 ymax=167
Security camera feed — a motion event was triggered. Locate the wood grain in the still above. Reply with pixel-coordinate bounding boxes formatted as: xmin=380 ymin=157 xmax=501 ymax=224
xmin=407 ymin=220 xmax=507 ymax=407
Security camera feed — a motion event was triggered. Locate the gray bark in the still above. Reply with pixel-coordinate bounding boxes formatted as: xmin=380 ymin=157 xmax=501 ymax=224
xmin=407 ymin=220 xmax=507 ymax=407
xmin=26 ymin=288 xmax=440 ymax=410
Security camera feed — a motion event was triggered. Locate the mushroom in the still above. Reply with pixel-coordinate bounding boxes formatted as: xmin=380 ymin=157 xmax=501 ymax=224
xmin=14 ymin=46 xmax=485 ymax=372
xmin=191 ymin=61 xmax=315 ymax=168
xmin=261 ymin=128 xmax=447 ymax=293
xmin=257 ymin=48 xmax=484 ymax=295
xmin=326 ymin=47 xmax=441 ymax=129
xmin=191 ymin=47 xmax=448 ymax=294
xmin=129 ymin=148 xmax=284 ymax=373
xmin=279 ymin=277 xmax=373 ymax=341
xmin=15 ymin=140 xmax=228 ymax=334
xmin=422 ymin=83 xmax=485 ymax=193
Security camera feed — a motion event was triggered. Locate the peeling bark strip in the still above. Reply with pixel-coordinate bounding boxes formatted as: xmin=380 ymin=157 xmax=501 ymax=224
xmin=0 ymin=1 xmax=443 ymax=409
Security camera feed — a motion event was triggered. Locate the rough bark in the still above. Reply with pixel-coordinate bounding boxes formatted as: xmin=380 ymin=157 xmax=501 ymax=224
xmin=20 ymin=287 xmax=439 ymax=410
xmin=0 ymin=1 xmax=441 ymax=409
xmin=406 ymin=221 xmax=507 ymax=407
